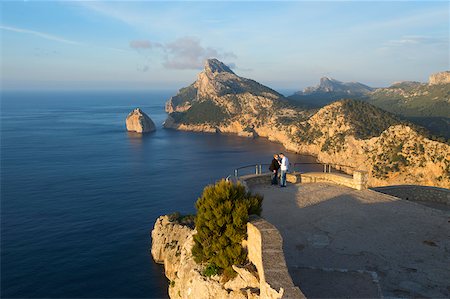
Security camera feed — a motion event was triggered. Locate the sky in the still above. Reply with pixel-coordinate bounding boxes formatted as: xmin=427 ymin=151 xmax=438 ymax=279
xmin=1 ymin=1 xmax=449 ymax=92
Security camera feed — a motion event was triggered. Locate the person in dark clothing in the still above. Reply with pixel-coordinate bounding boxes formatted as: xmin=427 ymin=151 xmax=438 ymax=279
xmin=269 ymin=154 xmax=280 ymax=185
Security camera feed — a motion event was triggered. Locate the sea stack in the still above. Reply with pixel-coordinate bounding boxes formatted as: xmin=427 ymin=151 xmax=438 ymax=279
xmin=126 ymin=108 xmax=156 ymax=133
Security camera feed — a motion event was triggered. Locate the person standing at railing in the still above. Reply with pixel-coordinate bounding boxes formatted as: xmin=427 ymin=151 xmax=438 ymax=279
xmin=279 ymin=153 xmax=289 ymax=187
xmin=269 ymin=154 xmax=280 ymax=185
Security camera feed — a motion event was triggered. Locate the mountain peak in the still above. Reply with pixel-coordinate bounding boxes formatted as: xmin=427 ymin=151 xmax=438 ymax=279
xmin=320 ymin=76 xmax=339 ymax=83
xmin=204 ymin=58 xmax=235 ymax=75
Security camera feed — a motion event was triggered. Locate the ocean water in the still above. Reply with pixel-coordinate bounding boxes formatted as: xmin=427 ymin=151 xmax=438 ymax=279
xmin=0 ymin=90 xmax=319 ymax=298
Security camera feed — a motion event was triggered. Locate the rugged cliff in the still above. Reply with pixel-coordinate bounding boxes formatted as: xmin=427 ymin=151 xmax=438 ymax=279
xmin=151 ymin=215 xmax=261 ymax=299
xmin=164 ymin=59 xmax=450 ymax=188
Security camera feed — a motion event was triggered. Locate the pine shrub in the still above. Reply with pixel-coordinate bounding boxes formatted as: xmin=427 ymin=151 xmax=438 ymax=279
xmin=192 ymin=180 xmax=263 ymax=276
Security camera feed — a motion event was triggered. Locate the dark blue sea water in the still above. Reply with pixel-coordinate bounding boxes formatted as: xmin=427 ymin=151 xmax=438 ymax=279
xmin=1 ymin=90 xmax=318 ymax=298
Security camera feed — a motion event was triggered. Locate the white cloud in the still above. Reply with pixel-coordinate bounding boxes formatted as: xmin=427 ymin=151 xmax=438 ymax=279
xmin=163 ymin=37 xmax=236 ymax=69
xmin=129 ymin=36 xmax=237 ymax=70
xmin=385 ymin=35 xmax=448 ymax=46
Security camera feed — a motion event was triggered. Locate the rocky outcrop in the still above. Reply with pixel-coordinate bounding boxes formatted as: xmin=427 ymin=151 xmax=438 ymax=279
xmin=429 ymin=71 xmax=450 ymax=85
xmin=164 ymin=58 xmax=298 ymax=133
xmin=126 ymin=108 xmax=156 ymax=133
xmin=151 ymin=216 xmax=261 ymax=299
xmin=164 ymin=59 xmax=450 ymax=188
xmin=151 ymin=215 xmax=305 ymax=299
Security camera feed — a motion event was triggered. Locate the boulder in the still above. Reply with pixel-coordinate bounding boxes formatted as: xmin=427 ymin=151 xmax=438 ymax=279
xmin=126 ymin=108 xmax=156 ymax=133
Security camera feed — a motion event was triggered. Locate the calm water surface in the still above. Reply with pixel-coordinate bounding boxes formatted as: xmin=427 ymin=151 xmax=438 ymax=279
xmin=1 ymin=90 xmax=319 ymax=298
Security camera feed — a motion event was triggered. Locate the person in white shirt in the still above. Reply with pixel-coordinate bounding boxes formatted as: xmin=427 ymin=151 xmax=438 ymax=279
xmin=278 ymin=153 xmax=289 ymax=187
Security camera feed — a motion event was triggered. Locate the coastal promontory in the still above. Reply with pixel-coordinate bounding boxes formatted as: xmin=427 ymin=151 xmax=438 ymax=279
xmin=126 ymin=108 xmax=156 ymax=133
xmin=163 ymin=59 xmax=450 ymax=188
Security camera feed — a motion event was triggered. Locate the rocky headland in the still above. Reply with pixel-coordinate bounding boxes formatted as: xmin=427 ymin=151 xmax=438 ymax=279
xmin=126 ymin=108 xmax=156 ymax=133
xmin=151 ymin=214 xmax=303 ymax=299
xmin=164 ymin=59 xmax=450 ymax=188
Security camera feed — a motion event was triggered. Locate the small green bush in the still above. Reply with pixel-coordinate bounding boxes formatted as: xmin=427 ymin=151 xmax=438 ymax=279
xmin=192 ymin=180 xmax=263 ymax=276
xmin=167 ymin=212 xmax=196 ymax=228
xmin=202 ymin=263 xmax=220 ymax=277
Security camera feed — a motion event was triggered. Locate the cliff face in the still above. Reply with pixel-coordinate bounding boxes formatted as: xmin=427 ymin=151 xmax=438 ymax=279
xmin=151 ymin=216 xmax=261 ymax=299
xmin=166 ymin=59 xmax=284 ymax=116
xmin=164 ymin=59 xmax=450 ymax=188
xmin=429 ymin=71 xmax=450 ymax=85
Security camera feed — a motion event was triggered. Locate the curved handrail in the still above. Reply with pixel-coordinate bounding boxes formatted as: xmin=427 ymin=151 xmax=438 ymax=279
xmin=234 ymin=161 xmax=355 ymax=177
xmin=235 ymin=164 xmax=264 ymax=171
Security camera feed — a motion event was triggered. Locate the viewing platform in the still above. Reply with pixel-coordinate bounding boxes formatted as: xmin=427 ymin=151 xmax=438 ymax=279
xmin=236 ymin=169 xmax=450 ymax=298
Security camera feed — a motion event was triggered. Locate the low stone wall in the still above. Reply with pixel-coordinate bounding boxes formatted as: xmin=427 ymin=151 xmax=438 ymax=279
xmin=372 ymin=185 xmax=450 ymax=206
xmin=240 ymin=170 xmax=368 ymax=190
xmin=239 ymin=173 xmax=271 ymax=188
xmin=247 ymin=215 xmax=305 ymax=299
xmin=298 ymin=171 xmax=368 ymax=190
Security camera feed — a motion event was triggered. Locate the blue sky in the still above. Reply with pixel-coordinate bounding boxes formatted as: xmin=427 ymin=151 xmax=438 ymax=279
xmin=1 ymin=1 xmax=449 ymax=91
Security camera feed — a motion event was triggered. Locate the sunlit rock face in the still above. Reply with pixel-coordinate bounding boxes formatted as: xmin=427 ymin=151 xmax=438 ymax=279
xmin=126 ymin=108 xmax=156 ymax=133
xmin=429 ymin=71 xmax=450 ymax=85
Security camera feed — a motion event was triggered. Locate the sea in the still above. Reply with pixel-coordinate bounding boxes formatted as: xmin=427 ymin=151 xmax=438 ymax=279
xmin=0 ymin=90 xmax=320 ymax=298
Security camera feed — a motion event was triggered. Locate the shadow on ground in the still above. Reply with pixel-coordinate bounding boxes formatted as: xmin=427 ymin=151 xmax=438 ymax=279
xmin=252 ymin=182 xmax=450 ymax=298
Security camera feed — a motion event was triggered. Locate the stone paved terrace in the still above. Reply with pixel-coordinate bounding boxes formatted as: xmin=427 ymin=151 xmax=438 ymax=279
xmin=251 ymin=182 xmax=450 ymax=298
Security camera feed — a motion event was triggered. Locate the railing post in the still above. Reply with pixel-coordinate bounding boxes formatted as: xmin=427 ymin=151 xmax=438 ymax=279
xmin=323 ymin=164 xmax=326 ymax=173
xmin=259 ymin=164 xmax=262 ymax=174
xmin=234 ymin=169 xmax=238 ymax=177
xmin=255 ymin=164 xmax=259 ymax=175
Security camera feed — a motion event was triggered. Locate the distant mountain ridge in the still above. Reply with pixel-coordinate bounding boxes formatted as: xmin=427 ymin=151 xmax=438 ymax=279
xmin=299 ymin=77 xmax=373 ymax=95
xmin=164 ymin=59 xmax=450 ymax=188
xmin=288 ymin=72 xmax=450 ymax=139
xmin=288 ymin=77 xmax=373 ymax=108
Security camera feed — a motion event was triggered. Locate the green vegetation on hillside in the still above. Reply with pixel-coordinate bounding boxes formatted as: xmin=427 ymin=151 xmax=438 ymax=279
xmin=287 ymin=92 xmax=362 ymax=108
xmin=372 ymin=141 xmax=409 ymax=179
xmin=293 ymin=122 xmax=323 ymax=144
xmin=288 ymin=82 xmax=450 ymax=140
xmin=366 ymin=83 xmax=450 ymax=118
xmin=338 ymin=100 xmax=403 ymax=139
xmin=170 ymin=101 xmax=230 ymax=125
xmin=292 ymin=100 xmax=404 ymax=147
xmin=192 ymin=180 xmax=263 ymax=278
xmin=170 ymin=85 xmax=197 ymax=107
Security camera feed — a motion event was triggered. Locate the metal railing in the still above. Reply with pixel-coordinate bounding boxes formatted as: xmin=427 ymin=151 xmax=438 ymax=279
xmin=234 ymin=162 xmax=355 ymax=177
xmin=234 ymin=164 xmax=270 ymax=177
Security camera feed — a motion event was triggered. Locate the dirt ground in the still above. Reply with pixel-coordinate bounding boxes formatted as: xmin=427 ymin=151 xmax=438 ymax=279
xmin=252 ymin=182 xmax=450 ymax=298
